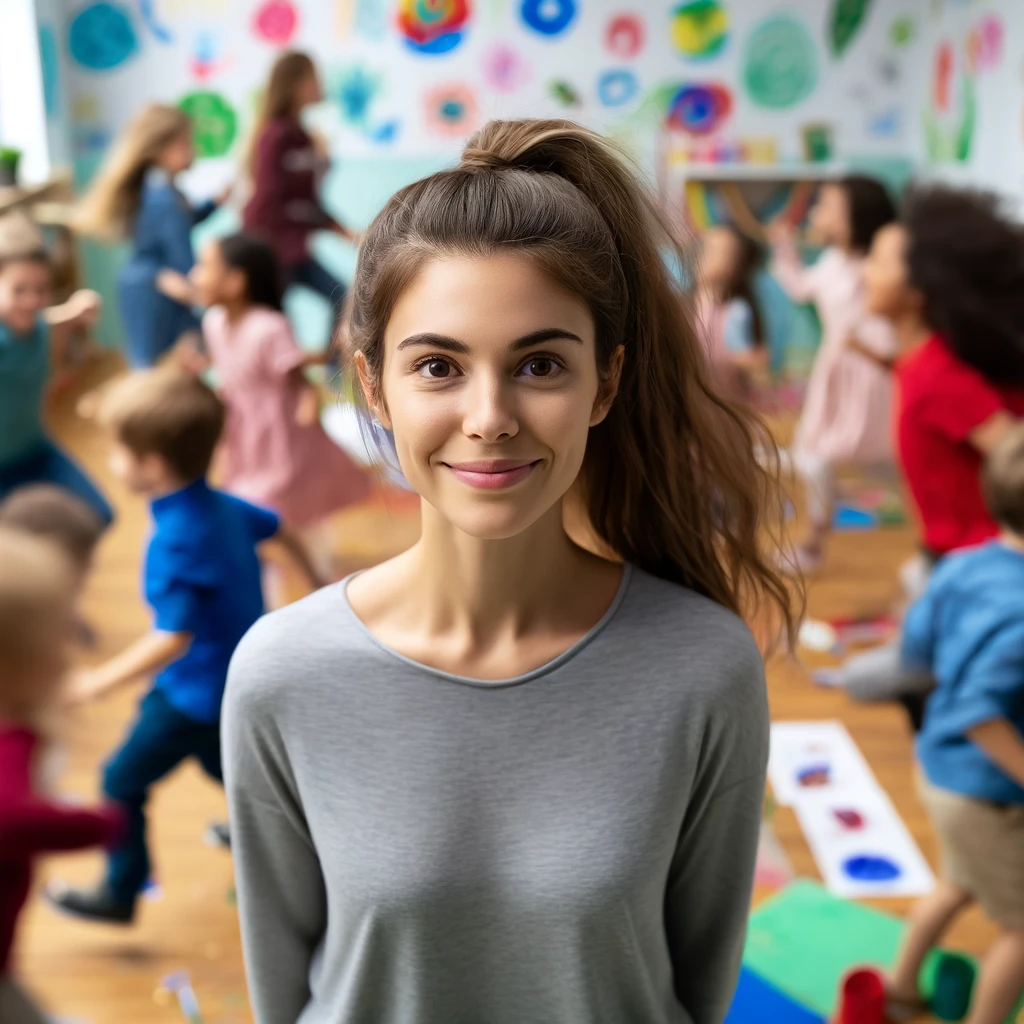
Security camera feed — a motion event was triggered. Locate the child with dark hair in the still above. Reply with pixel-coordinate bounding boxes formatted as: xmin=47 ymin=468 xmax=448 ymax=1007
xmin=769 ymin=174 xmax=898 ymax=572
xmin=44 ymin=368 xmax=324 ymax=924
xmin=839 ymin=187 xmax=1024 ymax=724
xmin=884 ymin=424 xmax=1024 ymax=1024
xmin=189 ymin=234 xmax=369 ymax=588
xmin=0 ymin=216 xmax=111 ymax=527
xmin=697 ymin=224 xmax=768 ymax=402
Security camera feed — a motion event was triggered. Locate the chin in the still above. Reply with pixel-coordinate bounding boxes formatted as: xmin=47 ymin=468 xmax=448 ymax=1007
xmin=443 ymin=503 xmax=551 ymax=541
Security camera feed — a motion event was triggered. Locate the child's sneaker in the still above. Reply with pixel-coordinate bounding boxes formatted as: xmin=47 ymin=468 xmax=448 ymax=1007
xmin=44 ymin=881 xmax=134 ymax=925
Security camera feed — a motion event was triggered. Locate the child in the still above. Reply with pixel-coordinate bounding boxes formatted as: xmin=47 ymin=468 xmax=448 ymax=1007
xmin=0 ymin=527 xmax=123 ymax=1024
xmin=244 ymin=51 xmax=358 ymax=352
xmin=0 ymin=216 xmax=111 ymax=526
xmin=190 ymin=233 xmax=369 ymax=582
xmin=885 ymin=424 xmax=1024 ymax=1024
xmin=75 ymin=104 xmax=227 ymax=368
xmin=838 ymin=187 xmax=1024 ymax=726
xmin=769 ymin=175 xmax=898 ymax=572
xmin=696 ymin=223 xmax=768 ymax=402
xmin=44 ymin=368 xmax=323 ymax=923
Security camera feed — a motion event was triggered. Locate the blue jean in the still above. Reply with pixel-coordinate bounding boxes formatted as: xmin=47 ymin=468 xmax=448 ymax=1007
xmin=0 ymin=440 xmax=113 ymax=527
xmin=102 ymin=688 xmax=223 ymax=903
xmin=287 ymin=258 xmax=347 ymax=376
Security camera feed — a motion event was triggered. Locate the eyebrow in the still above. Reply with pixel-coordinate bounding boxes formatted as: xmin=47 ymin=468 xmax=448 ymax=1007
xmin=396 ymin=328 xmax=584 ymax=353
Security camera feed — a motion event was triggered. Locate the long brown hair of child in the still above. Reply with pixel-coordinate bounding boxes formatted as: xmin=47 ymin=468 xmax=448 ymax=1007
xmin=73 ymin=104 xmax=191 ymax=241
xmin=346 ymin=119 xmax=799 ymax=651
xmin=247 ymin=50 xmax=316 ymax=176
xmin=720 ymin=224 xmax=765 ymax=348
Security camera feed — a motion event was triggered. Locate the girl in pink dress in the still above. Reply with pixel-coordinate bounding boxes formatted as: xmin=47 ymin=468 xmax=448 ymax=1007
xmin=190 ymin=234 xmax=369 ymax=587
xmin=769 ymin=176 xmax=898 ymax=573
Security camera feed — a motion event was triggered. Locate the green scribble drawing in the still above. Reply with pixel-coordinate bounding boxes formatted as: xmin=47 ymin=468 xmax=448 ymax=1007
xmin=890 ymin=16 xmax=914 ymax=47
xmin=549 ymin=80 xmax=581 ymax=106
xmin=830 ymin=0 xmax=873 ymax=57
xmin=178 ymin=91 xmax=237 ymax=159
xmin=922 ymin=75 xmax=975 ymax=163
xmin=744 ymin=16 xmax=818 ymax=110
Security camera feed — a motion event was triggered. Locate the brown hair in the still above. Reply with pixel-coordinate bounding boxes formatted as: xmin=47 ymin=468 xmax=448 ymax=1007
xmin=248 ymin=51 xmax=317 ymax=174
xmin=74 ymin=104 xmax=192 ymax=240
xmin=100 ymin=368 xmax=225 ymax=482
xmin=0 ymin=212 xmax=50 ymax=268
xmin=347 ymin=119 xmax=796 ymax=645
xmin=0 ymin=485 xmax=104 ymax=571
xmin=983 ymin=422 xmax=1024 ymax=535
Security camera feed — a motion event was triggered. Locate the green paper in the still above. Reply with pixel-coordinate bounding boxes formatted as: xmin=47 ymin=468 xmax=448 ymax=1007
xmin=830 ymin=0 xmax=873 ymax=57
xmin=744 ymin=881 xmax=1022 ymax=1022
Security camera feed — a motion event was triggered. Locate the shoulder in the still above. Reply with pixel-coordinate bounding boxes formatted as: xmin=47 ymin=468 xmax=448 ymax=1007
xmin=262 ymin=117 xmax=307 ymax=147
xmin=246 ymin=307 xmax=293 ymax=339
xmin=201 ymin=306 xmax=228 ymax=338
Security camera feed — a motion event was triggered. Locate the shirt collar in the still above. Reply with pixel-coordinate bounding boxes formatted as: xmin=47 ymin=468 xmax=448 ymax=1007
xmin=150 ymin=477 xmax=211 ymax=522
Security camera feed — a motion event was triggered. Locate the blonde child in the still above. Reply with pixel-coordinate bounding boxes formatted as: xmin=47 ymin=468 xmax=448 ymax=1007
xmin=769 ymin=175 xmax=898 ymax=572
xmin=189 ymin=233 xmax=369 ymax=585
xmin=0 ymin=216 xmax=109 ymax=525
xmin=0 ymin=528 xmax=123 ymax=1024
xmin=75 ymin=104 xmax=228 ymax=368
xmin=885 ymin=424 xmax=1024 ymax=1024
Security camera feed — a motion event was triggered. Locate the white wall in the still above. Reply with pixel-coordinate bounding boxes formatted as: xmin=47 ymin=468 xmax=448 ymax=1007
xmin=0 ymin=0 xmax=50 ymax=181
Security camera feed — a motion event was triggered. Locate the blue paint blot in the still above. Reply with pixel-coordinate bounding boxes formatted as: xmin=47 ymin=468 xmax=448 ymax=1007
xmin=367 ymin=119 xmax=400 ymax=144
xmin=597 ymin=69 xmax=639 ymax=107
xmin=833 ymin=504 xmax=878 ymax=530
xmin=842 ymin=854 xmax=902 ymax=882
xmin=138 ymin=0 xmax=173 ymax=42
xmin=440 ymin=100 xmax=464 ymax=120
xmin=38 ymin=25 xmax=60 ymax=116
xmin=521 ymin=0 xmax=576 ymax=37
xmin=337 ymin=67 xmax=378 ymax=125
xmin=404 ymin=30 xmax=463 ymax=54
xmin=68 ymin=2 xmax=138 ymax=71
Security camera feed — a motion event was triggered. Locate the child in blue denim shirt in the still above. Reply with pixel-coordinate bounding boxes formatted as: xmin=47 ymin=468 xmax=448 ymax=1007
xmin=887 ymin=424 xmax=1024 ymax=1024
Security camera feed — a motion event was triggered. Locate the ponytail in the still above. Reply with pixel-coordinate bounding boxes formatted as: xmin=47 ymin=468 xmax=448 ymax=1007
xmin=349 ymin=119 xmax=797 ymax=647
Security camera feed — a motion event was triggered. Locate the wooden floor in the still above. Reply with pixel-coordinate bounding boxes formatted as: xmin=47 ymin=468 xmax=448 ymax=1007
xmin=18 ymin=372 xmax=997 ymax=1023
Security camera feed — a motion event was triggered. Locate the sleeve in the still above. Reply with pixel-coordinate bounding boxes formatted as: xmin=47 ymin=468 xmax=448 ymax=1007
xmin=771 ymin=240 xmax=821 ymax=304
xmin=722 ymin=300 xmax=754 ymax=354
xmin=154 ymin=190 xmax=198 ymax=276
xmin=900 ymin=577 xmax=942 ymax=673
xmin=192 ymin=199 xmax=218 ymax=225
xmin=920 ymin=357 xmax=1006 ymax=442
xmin=0 ymin=800 xmax=123 ymax=858
xmin=940 ymin=622 xmax=1024 ymax=736
xmin=223 ymin=631 xmax=327 ymax=1024
xmin=221 ymin=492 xmax=282 ymax=544
xmin=852 ymin=312 xmax=897 ymax=358
xmin=666 ymin=633 xmax=769 ymax=1024
xmin=261 ymin=316 xmax=307 ymax=377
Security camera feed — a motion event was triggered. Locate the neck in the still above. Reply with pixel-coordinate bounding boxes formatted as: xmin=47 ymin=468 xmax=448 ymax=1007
xmin=891 ymin=312 xmax=932 ymax=353
xmin=150 ymin=473 xmax=195 ymax=500
xmin=222 ymin=298 xmax=250 ymax=324
xmin=999 ymin=529 xmax=1024 ymax=553
xmin=407 ymin=499 xmax=589 ymax=643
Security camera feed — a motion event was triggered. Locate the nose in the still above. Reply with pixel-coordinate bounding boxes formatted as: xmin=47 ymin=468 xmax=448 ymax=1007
xmin=461 ymin=371 xmax=518 ymax=443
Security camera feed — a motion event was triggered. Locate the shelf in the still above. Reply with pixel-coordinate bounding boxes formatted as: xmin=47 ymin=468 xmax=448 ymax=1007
xmin=666 ymin=162 xmax=847 ymax=182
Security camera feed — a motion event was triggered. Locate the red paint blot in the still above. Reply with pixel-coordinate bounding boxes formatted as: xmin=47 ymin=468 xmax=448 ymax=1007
xmin=834 ymin=808 xmax=865 ymax=829
xmin=934 ymin=41 xmax=953 ymax=111
xmin=605 ymin=13 xmax=644 ymax=59
xmin=254 ymin=0 xmax=298 ymax=45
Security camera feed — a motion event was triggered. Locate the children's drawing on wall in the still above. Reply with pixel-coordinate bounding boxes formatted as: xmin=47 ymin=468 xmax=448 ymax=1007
xmin=890 ymin=15 xmax=914 ymax=48
xmin=399 ymin=0 xmax=471 ymax=54
xmin=424 ymin=82 xmax=479 ymax=138
xmin=604 ymin=13 xmax=644 ymax=60
xmin=965 ymin=13 xmax=1002 ymax=74
xmin=70 ymin=93 xmax=114 ymax=156
xmin=178 ymin=90 xmax=237 ymax=158
xmin=329 ymin=64 xmax=397 ymax=145
xmin=670 ymin=1 xmax=729 ymax=61
xmin=743 ymin=15 xmax=818 ymax=110
xmin=481 ymin=43 xmax=529 ymax=93
xmin=68 ymin=2 xmax=139 ymax=71
xmin=253 ymin=0 xmax=299 ymax=46
xmin=596 ymin=69 xmax=639 ymax=109
xmin=549 ymin=79 xmax=581 ymax=107
xmin=520 ymin=0 xmax=576 ymax=39
xmin=353 ymin=0 xmax=387 ymax=41
xmin=665 ymin=82 xmax=732 ymax=135
xmin=190 ymin=31 xmax=230 ymax=82
xmin=137 ymin=0 xmax=174 ymax=43
xmin=829 ymin=0 xmax=873 ymax=59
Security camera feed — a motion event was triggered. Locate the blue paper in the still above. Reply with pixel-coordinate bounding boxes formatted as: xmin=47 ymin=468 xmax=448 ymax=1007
xmin=833 ymin=504 xmax=878 ymax=530
xmin=725 ymin=967 xmax=825 ymax=1024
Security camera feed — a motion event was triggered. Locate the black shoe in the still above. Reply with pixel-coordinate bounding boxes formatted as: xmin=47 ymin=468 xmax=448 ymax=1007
xmin=44 ymin=881 xmax=135 ymax=925
xmin=205 ymin=821 xmax=231 ymax=849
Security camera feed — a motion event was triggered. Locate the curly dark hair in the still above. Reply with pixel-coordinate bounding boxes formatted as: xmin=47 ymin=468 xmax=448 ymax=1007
xmin=841 ymin=174 xmax=896 ymax=253
xmin=903 ymin=186 xmax=1024 ymax=384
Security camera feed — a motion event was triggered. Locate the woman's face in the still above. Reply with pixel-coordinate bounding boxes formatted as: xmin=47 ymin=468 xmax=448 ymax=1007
xmin=862 ymin=224 xmax=922 ymax=326
xmin=364 ymin=254 xmax=620 ymax=540
xmin=191 ymin=241 xmax=244 ymax=308
xmin=159 ymin=129 xmax=195 ymax=175
xmin=809 ymin=183 xmax=851 ymax=249
xmin=700 ymin=227 xmax=741 ymax=290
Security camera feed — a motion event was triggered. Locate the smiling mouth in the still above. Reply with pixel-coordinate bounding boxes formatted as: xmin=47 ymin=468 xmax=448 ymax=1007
xmin=444 ymin=460 xmax=542 ymax=490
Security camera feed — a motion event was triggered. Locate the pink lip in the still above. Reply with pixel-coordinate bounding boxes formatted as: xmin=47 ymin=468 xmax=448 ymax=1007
xmin=445 ymin=460 xmax=541 ymax=490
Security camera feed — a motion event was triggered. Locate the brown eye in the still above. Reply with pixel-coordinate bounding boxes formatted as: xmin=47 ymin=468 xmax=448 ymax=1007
xmin=517 ymin=356 xmax=562 ymax=379
xmin=417 ymin=358 xmax=454 ymax=378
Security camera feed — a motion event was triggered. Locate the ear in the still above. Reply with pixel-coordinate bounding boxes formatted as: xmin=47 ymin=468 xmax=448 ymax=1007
xmin=354 ymin=349 xmax=392 ymax=429
xmin=590 ymin=345 xmax=624 ymax=427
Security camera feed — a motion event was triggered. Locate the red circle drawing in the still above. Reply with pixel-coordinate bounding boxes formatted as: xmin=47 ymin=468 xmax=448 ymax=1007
xmin=605 ymin=13 xmax=644 ymax=59
xmin=254 ymin=0 xmax=298 ymax=45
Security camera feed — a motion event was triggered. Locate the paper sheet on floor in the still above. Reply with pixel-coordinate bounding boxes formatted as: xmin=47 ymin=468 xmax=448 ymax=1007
xmin=768 ymin=721 xmax=877 ymax=807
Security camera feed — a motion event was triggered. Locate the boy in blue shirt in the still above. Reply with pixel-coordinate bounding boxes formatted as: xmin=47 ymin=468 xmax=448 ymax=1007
xmin=886 ymin=425 xmax=1024 ymax=1024
xmin=46 ymin=368 xmax=323 ymax=924
xmin=0 ymin=214 xmax=110 ymax=525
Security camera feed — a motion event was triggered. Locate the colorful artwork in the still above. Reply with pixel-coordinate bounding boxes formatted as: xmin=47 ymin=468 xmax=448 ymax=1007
xmin=605 ymin=13 xmax=644 ymax=59
xmin=801 ymin=123 xmax=834 ymax=163
xmin=743 ymin=15 xmax=818 ymax=110
xmin=966 ymin=14 xmax=1003 ymax=73
xmin=178 ymin=90 xmax=237 ymax=158
xmin=924 ymin=75 xmax=976 ymax=163
xmin=866 ymin=106 xmax=902 ymax=139
xmin=399 ymin=0 xmax=471 ymax=54
xmin=334 ymin=65 xmax=380 ymax=125
xmin=253 ymin=0 xmax=299 ymax=45
xmin=354 ymin=0 xmax=388 ymax=40
xmin=933 ymin=41 xmax=953 ymax=110
xmin=666 ymin=83 xmax=732 ymax=135
xmin=597 ymin=69 xmax=639 ymax=108
xmin=367 ymin=120 xmax=400 ymax=144
xmin=670 ymin=1 xmax=729 ymax=61
xmin=520 ymin=0 xmax=576 ymax=38
xmin=68 ymin=2 xmax=138 ymax=71
xmin=829 ymin=0 xmax=872 ymax=58
xmin=190 ymin=31 xmax=229 ymax=81
xmin=424 ymin=83 xmax=479 ymax=138
xmin=38 ymin=25 xmax=60 ymax=117
xmin=549 ymin=79 xmax=581 ymax=106
xmin=137 ymin=0 xmax=173 ymax=42
xmin=890 ymin=16 xmax=914 ymax=47
xmin=482 ymin=43 xmax=529 ymax=92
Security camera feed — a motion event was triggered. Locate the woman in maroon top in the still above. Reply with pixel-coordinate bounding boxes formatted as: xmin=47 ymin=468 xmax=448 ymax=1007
xmin=244 ymin=52 xmax=359 ymax=349
xmin=840 ymin=187 xmax=1024 ymax=725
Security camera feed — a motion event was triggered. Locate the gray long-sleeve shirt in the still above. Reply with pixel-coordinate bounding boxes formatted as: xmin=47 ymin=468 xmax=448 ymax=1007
xmin=223 ymin=565 xmax=768 ymax=1024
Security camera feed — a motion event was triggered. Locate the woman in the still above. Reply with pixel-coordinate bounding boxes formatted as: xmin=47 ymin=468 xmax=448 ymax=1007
xmin=244 ymin=51 xmax=357 ymax=351
xmin=224 ymin=119 xmax=794 ymax=1024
